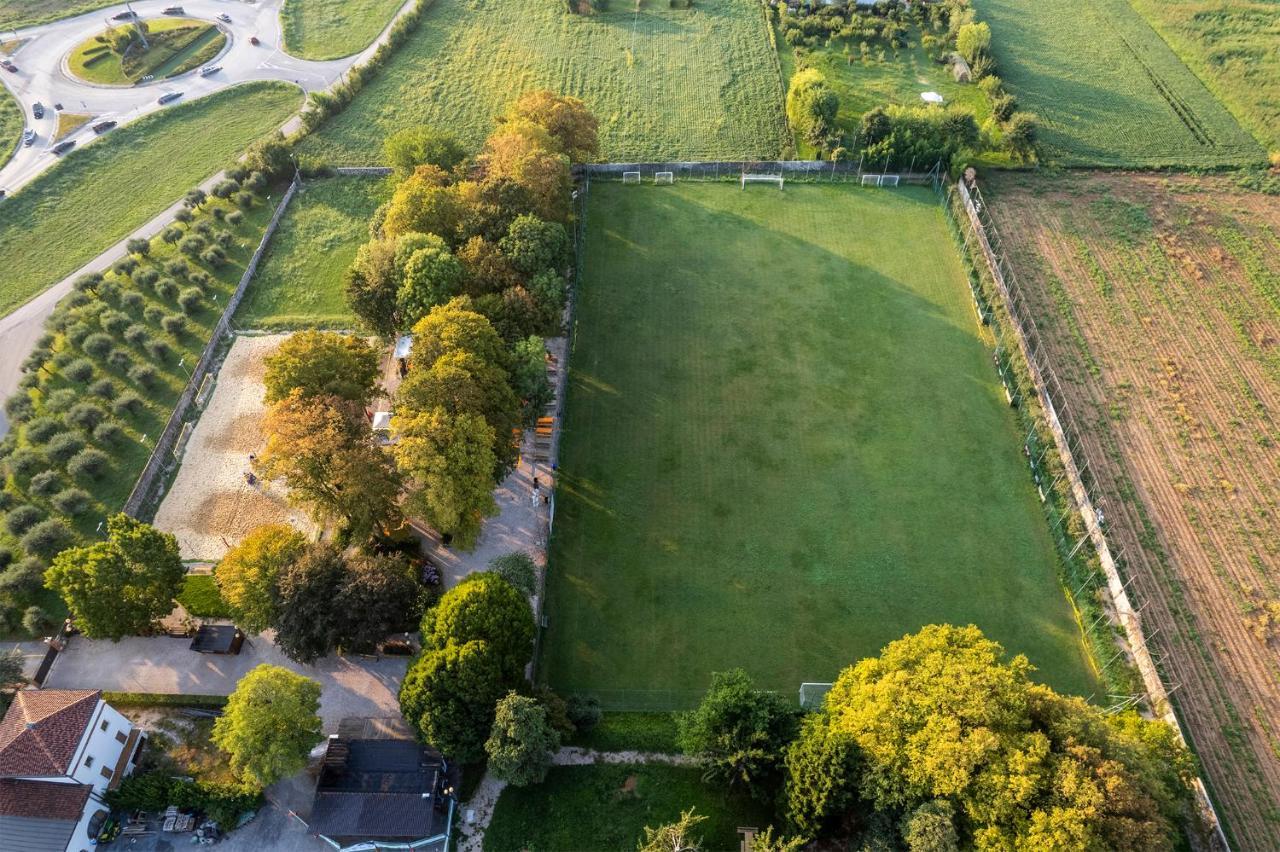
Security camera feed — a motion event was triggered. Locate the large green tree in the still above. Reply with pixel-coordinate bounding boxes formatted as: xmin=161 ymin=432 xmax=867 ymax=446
xmin=677 ymin=668 xmax=802 ymax=800
xmin=46 ymin=515 xmax=183 ymax=639
xmin=262 ymin=331 xmax=381 ymax=406
xmin=383 ymin=126 xmax=467 ymax=180
xmin=504 ymin=90 xmax=600 ymax=163
xmin=485 ymin=691 xmax=561 ymax=786
xmin=397 ymin=239 xmax=465 ymax=327
xmin=214 ymin=524 xmax=306 ymax=634
xmin=392 ymin=408 xmax=497 ymax=549
xmin=422 ymin=571 xmax=534 ymax=677
xmin=212 ymin=665 xmax=322 ymax=788
xmin=346 ymin=238 xmax=400 ymax=337
xmin=337 ymin=552 xmax=423 ymax=649
xmin=785 ymin=625 xmax=1194 ymax=849
xmin=786 ymin=69 xmax=839 ymax=149
xmin=407 ymin=297 xmax=509 ymax=371
xmin=272 ymin=544 xmax=348 ymax=664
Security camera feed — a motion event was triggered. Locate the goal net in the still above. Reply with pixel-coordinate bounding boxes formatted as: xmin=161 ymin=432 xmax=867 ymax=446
xmin=195 ymin=373 xmax=215 ymax=408
xmin=741 ymin=173 xmax=784 ymax=189
xmin=798 ymin=682 xmax=833 ymax=709
xmin=881 ymin=174 xmax=900 ymax=187
xmin=861 ymin=174 xmax=882 ymax=186
xmin=861 ymin=174 xmax=901 ymax=187
xmin=654 ymin=171 xmax=674 ymax=185
xmin=172 ymin=421 xmax=194 ymax=461
xmin=622 ymin=171 xmax=641 ymax=184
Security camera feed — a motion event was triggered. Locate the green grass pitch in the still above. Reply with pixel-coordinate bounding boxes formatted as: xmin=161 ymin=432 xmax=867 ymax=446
xmin=539 ymin=182 xmax=1097 ymax=709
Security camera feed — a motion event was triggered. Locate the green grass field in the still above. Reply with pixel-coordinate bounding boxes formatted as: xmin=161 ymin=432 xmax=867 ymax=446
xmin=236 ymin=175 xmax=388 ymax=329
xmin=974 ymin=0 xmax=1263 ymax=166
xmin=281 ymin=0 xmax=406 ymax=60
xmin=1128 ymin=0 xmax=1280 ymax=153
xmin=0 ymin=82 xmax=301 ymax=319
xmin=299 ymin=0 xmax=789 ymax=163
xmin=540 ymin=183 xmax=1096 ymax=710
xmin=177 ymin=575 xmax=232 ymax=617
xmin=68 ymin=19 xmax=224 ymax=86
xmin=0 ymin=0 xmax=116 ymax=30
xmin=0 ymin=82 xmax=21 ymax=162
xmin=484 ymin=764 xmax=773 ymax=851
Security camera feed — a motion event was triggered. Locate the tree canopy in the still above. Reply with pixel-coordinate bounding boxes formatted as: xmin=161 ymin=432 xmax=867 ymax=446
xmin=485 ymin=691 xmax=561 ymax=786
xmin=422 ymin=571 xmax=534 ymax=676
xmin=212 ymin=665 xmax=322 ymax=788
xmin=214 ymin=524 xmax=307 ymax=634
xmin=384 ymin=126 xmax=467 ymax=180
xmin=262 ymin=331 xmax=381 ymax=406
xmin=504 ymin=90 xmax=600 ymax=163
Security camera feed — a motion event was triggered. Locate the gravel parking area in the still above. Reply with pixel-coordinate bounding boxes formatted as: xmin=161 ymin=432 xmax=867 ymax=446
xmin=154 ymin=334 xmax=316 ymax=561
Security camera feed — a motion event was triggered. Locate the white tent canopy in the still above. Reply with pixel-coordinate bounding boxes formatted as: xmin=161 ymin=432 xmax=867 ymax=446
xmin=921 ymin=91 xmax=945 ymax=105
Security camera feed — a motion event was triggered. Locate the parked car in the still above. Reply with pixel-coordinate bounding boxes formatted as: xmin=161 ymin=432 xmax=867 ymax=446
xmin=112 ymin=10 xmax=136 ymax=19
xmin=157 ymin=91 xmax=183 ymax=105
xmin=217 ymin=13 xmax=231 ymax=23
xmin=22 ymin=128 xmax=34 ymax=146
xmin=0 ymin=60 xmax=16 ymax=73
xmin=32 ymin=102 xmax=43 ymax=119
xmin=51 ymin=140 xmax=75 ymax=155
xmin=92 ymin=120 xmax=116 ymax=134
xmin=200 ymin=65 xmax=221 ymax=77
xmin=162 ymin=5 xmax=184 ymax=14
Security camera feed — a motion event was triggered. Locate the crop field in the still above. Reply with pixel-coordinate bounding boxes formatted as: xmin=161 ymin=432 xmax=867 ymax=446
xmin=299 ymin=0 xmax=789 ymax=164
xmin=984 ymin=172 xmax=1280 ymax=849
xmin=0 ymin=0 xmax=116 ymax=30
xmin=0 ymin=82 xmax=301 ymax=319
xmin=1128 ymin=0 xmax=1280 ymax=152
xmin=235 ymin=175 xmax=389 ymax=329
xmin=974 ymin=0 xmax=1263 ymax=166
xmin=281 ymin=0 xmax=407 ymax=60
xmin=540 ymin=183 xmax=1095 ymax=710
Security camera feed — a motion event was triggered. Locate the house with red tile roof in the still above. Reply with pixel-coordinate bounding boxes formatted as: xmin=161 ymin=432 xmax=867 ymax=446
xmin=0 ymin=689 xmax=144 ymax=852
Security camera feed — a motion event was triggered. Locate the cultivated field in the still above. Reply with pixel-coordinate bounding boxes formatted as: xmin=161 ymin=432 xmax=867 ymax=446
xmin=974 ymin=0 xmax=1263 ymax=166
xmin=1128 ymin=0 xmax=1280 ymax=152
xmin=299 ymin=0 xmax=789 ymax=163
xmin=154 ymin=334 xmax=317 ymax=561
xmin=540 ymin=183 xmax=1095 ymax=710
xmin=0 ymin=81 xmax=301 ymax=318
xmin=984 ymin=172 xmax=1280 ymax=850
xmin=281 ymin=0 xmax=406 ymax=59
xmin=235 ymin=175 xmax=389 ymax=329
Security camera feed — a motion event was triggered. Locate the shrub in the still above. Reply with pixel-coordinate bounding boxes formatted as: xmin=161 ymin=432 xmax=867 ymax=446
xmin=0 ymin=491 xmax=13 ymax=513
xmin=126 ymin=237 xmax=151 ymax=257
xmin=185 ymin=188 xmax=207 ymax=209
xmin=67 ymin=448 xmax=110 ymax=481
xmin=143 ymin=305 xmax=166 ymax=324
xmin=29 ymin=471 xmax=62 ymax=498
xmin=215 ymin=230 xmax=235 ymax=249
xmin=65 ymin=322 xmax=94 ymax=347
xmin=154 ymin=278 xmax=179 ymax=301
xmin=98 ymin=280 xmax=121 ymax=303
xmin=100 ymin=310 xmax=131 ymax=335
xmin=135 ymin=268 xmax=160 ymax=288
xmin=107 ymin=349 xmax=133 ymax=372
xmin=162 ymin=226 xmax=184 ymax=245
xmin=991 ymin=92 xmax=1017 ymax=122
xmin=0 ymin=557 xmax=46 ymax=598
xmin=212 ymin=178 xmax=239 ymax=198
xmin=24 ymin=416 xmax=62 ymax=445
xmin=51 ymin=487 xmax=92 ymax=515
xmin=211 ymin=207 xmax=226 ymax=222
xmin=3 ymin=395 xmax=34 ymax=425
xmin=145 ymin=339 xmax=172 ymax=361
xmin=44 ymin=388 xmax=78 ymax=414
xmin=0 ymin=546 xmax=10 ymax=569
xmin=92 ymin=420 xmax=125 ymax=445
xmin=63 ymin=358 xmax=96 ymax=383
xmin=46 ymin=433 xmax=86 ymax=464
xmin=52 ymin=350 xmax=76 ymax=370
xmin=65 ymin=292 xmax=91 ymax=309
xmin=73 ymin=272 xmax=103 ymax=293
xmin=178 ymin=235 xmax=207 ymax=257
xmin=4 ymin=504 xmax=42 ymax=536
xmin=160 ymin=315 xmax=187 ymax=337
xmin=488 ymin=552 xmax=538 ymax=596
xmin=177 ymin=288 xmax=203 ymax=314
xmin=23 ymin=606 xmax=53 ymax=634
xmin=89 ymin=378 xmax=116 ymax=399
xmin=227 ymin=165 xmax=249 ymax=182
xmin=165 ymin=260 xmax=190 ymax=279
xmin=112 ymin=392 xmax=144 ymax=417
xmin=121 ymin=291 xmax=145 ymax=313
xmin=189 ymin=270 xmax=212 ymax=289
xmin=979 ymin=75 xmax=1003 ymax=98
xmin=226 ymin=210 xmax=244 ymax=226
xmin=234 ymin=191 xmax=256 ymax=209
xmin=123 ymin=323 xmax=150 ymax=345
xmin=566 ymin=694 xmax=602 ymax=732
xmin=82 ymin=332 xmax=116 ymax=358
xmin=21 ymin=518 xmax=74 ymax=559
xmin=66 ymin=403 xmax=106 ymax=432
xmin=128 ymin=364 xmax=158 ymax=389
xmin=113 ymin=257 xmax=139 ymax=277
xmin=194 ymin=221 xmax=215 ymax=239
xmin=200 ymin=247 xmax=227 ymax=267
xmin=18 ymin=373 xmax=40 ymax=391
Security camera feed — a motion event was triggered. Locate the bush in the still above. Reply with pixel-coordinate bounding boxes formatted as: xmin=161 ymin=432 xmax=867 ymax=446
xmin=66 ymin=403 xmax=106 ymax=431
xmin=175 ymin=208 xmax=194 ymax=225
xmin=488 ymin=552 xmax=538 ymax=596
xmin=64 ymin=323 xmax=93 ymax=348
xmin=215 ymin=230 xmax=235 ymax=249
xmin=121 ymin=291 xmax=145 ymax=313
xmin=178 ymin=235 xmax=207 ymax=257
xmin=100 ymin=310 xmax=131 ymax=335
xmin=991 ymin=92 xmax=1017 ymax=122
xmin=193 ymin=220 xmax=215 ymax=239
xmin=226 ymin=210 xmax=244 ymax=226
xmin=21 ymin=518 xmax=74 ymax=560
xmin=178 ymin=288 xmax=203 ymax=314
xmin=107 ymin=349 xmax=134 ymax=373
xmin=189 ymin=270 xmax=212 ymax=289
xmin=52 ymin=350 xmax=76 ymax=370
xmin=73 ymin=272 xmax=103 ymax=293
xmin=83 ymin=332 xmax=116 ymax=358
xmin=244 ymin=171 xmax=268 ymax=192
xmin=200 ymin=247 xmax=227 ymax=267
xmin=63 ymin=358 xmax=96 ymax=383
xmin=4 ymin=504 xmax=42 ymax=536
xmin=6 ymin=448 xmax=45 ymax=479
xmin=211 ymin=207 xmax=226 ymax=222
xmin=211 ymin=178 xmax=239 ymax=199
xmin=162 ymin=226 xmax=184 ymax=245
xmin=23 ymin=606 xmax=53 ymax=634
xmin=143 ymin=305 xmax=166 ymax=324
xmin=112 ymin=391 xmax=145 ymax=417
xmin=124 ymin=323 xmax=151 ymax=346
xmin=0 ymin=546 xmax=10 ymax=569
xmin=566 ymin=694 xmax=602 ymax=732
xmin=135 ymin=268 xmax=160 ymax=288
xmin=92 ymin=420 xmax=125 ymax=445
xmin=89 ymin=378 xmax=117 ymax=399
xmin=154 ymin=278 xmax=179 ymax=301
xmin=128 ymin=364 xmax=158 ymax=389
xmin=24 ymin=416 xmax=62 ymax=445
xmin=160 ymin=314 xmax=187 ymax=337
xmin=145 ymin=339 xmax=172 ymax=361
xmin=113 ymin=257 xmax=139 ymax=277
xmin=29 ymin=470 xmax=62 ymax=498
xmin=44 ymin=388 xmax=78 ymax=414
xmin=234 ymin=191 xmax=256 ymax=209
xmin=0 ymin=492 xmax=13 ymax=513
xmin=126 ymin=237 xmax=151 ymax=257
xmin=4 ymin=394 xmax=34 ymax=425
xmin=67 ymin=447 xmax=110 ymax=481
xmin=166 ymin=260 xmax=191 ymax=279
xmin=98 ymin=280 xmax=121 ymax=303
xmin=0 ymin=556 xmax=46 ymax=598
xmin=46 ymin=433 xmax=87 ymax=465
xmin=51 ymin=487 xmax=92 ymax=515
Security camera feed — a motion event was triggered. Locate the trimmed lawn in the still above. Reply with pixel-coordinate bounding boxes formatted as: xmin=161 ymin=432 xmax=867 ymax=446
xmin=973 ymin=0 xmax=1262 ymax=166
xmin=569 ymin=712 xmax=679 ymax=753
xmin=299 ymin=0 xmax=789 ymax=164
xmin=236 ymin=175 xmax=389 ymax=329
xmin=484 ymin=764 xmax=773 ymax=852
xmin=0 ymin=82 xmax=20 ymax=161
xmin=541 ymin=183 xmax=1096 ymax=710
xmin=68 ymin=19 xmax=225 ymax=86
xmin=0 ymin=0 xmax=117 ymax=30
xmin=281 ymin=0 xmax=406 ymax=60
xmin=0 ymin=81 xmax=301 ymax=318
xmin=177 ymin=574 xmax=232 ymax=618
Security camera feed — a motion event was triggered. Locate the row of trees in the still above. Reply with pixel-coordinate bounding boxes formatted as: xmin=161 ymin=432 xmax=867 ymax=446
xmin=671 ymin=625 xmax=1195 ymax=851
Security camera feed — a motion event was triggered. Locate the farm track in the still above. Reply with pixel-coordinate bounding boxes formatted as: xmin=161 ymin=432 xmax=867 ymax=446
xmin=987 ymin=173 xmax=1280 ymax=850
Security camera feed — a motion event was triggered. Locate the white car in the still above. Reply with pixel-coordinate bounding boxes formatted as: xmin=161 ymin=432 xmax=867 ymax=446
xmin=200 ymin=65 xmax=221 ymax=77
xmin=217 ymin=13 xmax=231 ymax=22
xmin=23 ymin=128 xmax=35 ymax=146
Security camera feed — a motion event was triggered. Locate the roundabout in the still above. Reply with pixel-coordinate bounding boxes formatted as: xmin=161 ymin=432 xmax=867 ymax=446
xmin=66 ymin=15 xmax=228 ymax=86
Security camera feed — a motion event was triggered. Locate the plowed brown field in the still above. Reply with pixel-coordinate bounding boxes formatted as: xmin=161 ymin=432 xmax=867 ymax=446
xmin=985 ymin=172 xmax=1280 ymax=850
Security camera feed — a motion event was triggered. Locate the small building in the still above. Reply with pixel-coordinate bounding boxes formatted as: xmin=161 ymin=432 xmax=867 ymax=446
xmin=189 ymin=624 xmax=245 ymax=655
xmin=309 ymin=736 xmax=455 ymax=852
xmin=0 ymin=689 xmax=144 ymax=852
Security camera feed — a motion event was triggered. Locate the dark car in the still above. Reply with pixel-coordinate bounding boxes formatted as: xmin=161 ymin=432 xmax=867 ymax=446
xmin=157 ymin=91 xmax=183 ymax=105
xmin=112 ymin=9 xmax=136 ymax=19
xmin=92 ymin=120 xmax=116 ymax=134
xmin=51 ymin=140 xmax=75 ymax=155
xmin=0 ymin=60 xmax=16 ymax=73
xmin=249 ymin=35 xmax=260 ymax=46
xmin=162 ymin=5 xmax=184 ymax=14
xmin=32 ymin=102 xmax=43 ymax=119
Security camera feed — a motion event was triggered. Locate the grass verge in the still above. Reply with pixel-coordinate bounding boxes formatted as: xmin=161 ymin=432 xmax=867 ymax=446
xmin=281 ymin=0 xmax=407 ymax=60
xmin=569 ymin=713 xmax=680 ymax=753
xmin=0 ymin=81 xmax=301 ymax=318
xmin=0 ymin=0 xmax=118 ymax=30
xmin=177 ymin=574 xmax=231 ymax=617
xmin=0 ymin=82 xmax=20 ymax=162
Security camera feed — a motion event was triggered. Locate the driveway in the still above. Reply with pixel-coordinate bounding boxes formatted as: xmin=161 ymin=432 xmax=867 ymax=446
xmin=43 ymin=633 xmax=409 ymax=731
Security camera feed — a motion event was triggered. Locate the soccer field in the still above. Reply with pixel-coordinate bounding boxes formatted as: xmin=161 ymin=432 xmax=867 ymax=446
xmin=540 ymin=183 xmax=1096 ymax=709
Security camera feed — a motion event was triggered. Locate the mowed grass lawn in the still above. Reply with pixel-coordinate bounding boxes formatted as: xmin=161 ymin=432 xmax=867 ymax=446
xmin=0 ymin=0 xmax=116 ymax=29
xmin=484 ymin=764 xmax=773 ymax=852
xmin=281 ymin=0 xmax=406 ymax=60
xmin=541 ymin=183 xmax=1095 ymax=710
xmin=0 ymin=82 xmax=301 ymax=318
xmin=236 ymin=175 xmax=388 ymax=329
xmin=299 ymin=0 xmax=788 ymax=163
xmin=0 ymin=82 xmax=21 ymax=160
xmin=974 ymin=0 xmax=1263 ymax=166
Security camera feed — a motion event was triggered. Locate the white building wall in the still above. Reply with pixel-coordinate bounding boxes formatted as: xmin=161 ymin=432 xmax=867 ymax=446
xmin=66 ymin=700 xmax=135 ymax=797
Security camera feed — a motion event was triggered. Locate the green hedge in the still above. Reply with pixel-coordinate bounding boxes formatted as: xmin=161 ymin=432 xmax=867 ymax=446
xmin=102 ymin=691 xmax=228 ymax=708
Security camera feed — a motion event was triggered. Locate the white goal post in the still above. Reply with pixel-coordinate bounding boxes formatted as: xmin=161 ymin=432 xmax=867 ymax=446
xmin=654 ymin=171 xmax=674 ymax=185
xmin=881 ymin=174 xmax=900 ymax=187
xmin=172 ymin=421 xmax=194 ymax=461
xmin=798 ymin=682 xmax=833 ymax=709
xmin=741 ymin=173 xmax=784 ymax=190
xmin=861 ymin=174 xmax=882 ymax=186
xmin=622 ymin=171 xmax=641 ymax=184
xmin=861 ymin=174 xmax=901 ymax=187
